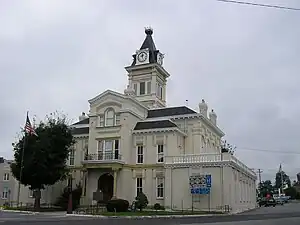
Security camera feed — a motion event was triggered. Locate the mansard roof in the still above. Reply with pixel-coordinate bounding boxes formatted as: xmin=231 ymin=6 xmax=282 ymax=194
xmin=134 ymin=120 xmax=177 ymax=130
xmin=72 ymin=118 xmax=89 ymax=125
xmin=147 ymin=106 xmax=197 ymax=118
xmin=71 ymin=127 xmax=89 ymax=135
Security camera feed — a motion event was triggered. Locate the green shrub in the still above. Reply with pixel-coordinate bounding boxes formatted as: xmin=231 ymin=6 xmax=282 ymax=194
xmin=54 ymin=184 xmax=82 ymax=210
xmin=153 ymin=203 xmax=161 ymax=210
xmin=135 ymin=192 xmax=148 ymax=211
xmin=106 ymin=199 xmax=129 ymax=212
xmin=153 ymin=203 xmax=165 ymax=210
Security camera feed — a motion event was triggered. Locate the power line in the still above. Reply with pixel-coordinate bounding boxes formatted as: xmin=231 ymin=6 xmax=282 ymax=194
xmin=237 ymin=147 xmax=300 ymax=155
xmin=216 ymin=0 xmax=300 ymax=11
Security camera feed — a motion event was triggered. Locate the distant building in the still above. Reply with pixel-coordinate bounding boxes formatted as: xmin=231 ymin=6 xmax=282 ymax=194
xmin=297 ymin=173 xmax=300 ymax=183
xmin=0 ymin=157 xmax=64 ymax=206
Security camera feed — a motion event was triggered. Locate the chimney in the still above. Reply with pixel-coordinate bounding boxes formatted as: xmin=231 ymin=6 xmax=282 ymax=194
xmin=79 ymin=112 xmax=87 ymax=121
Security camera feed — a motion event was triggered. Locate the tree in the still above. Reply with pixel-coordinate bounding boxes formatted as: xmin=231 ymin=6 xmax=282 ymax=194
xmin=275 ymin=171 xmax=291 ymax=190
xmin=258 ymin=180 xmax=274 ymax=197
xmin=284 ymin=186 xmax=298 ymax=199
xmin=11 ymin=112 xmax=75 ymax=211
xmin=135 ymin=192 xmax=148 ymax=211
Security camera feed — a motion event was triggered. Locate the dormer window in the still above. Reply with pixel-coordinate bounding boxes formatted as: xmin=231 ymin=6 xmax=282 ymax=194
xmin=105 ymin=109 xmax=114 ymax=126
xmin=98 ymin=109 xmax=121 ymax=127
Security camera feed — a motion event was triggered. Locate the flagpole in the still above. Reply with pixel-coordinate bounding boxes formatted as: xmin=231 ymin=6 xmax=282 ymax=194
xmin=280 ymin=164 xmax=284 ymax=194
xmin=17 ymin=111 xmax=28 ymax=206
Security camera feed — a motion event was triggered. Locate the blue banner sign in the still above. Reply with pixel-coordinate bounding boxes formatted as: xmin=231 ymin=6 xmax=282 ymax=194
xmin=206 ymin=175 xmax=211 ymax=188
xmin=189 ymin=174 xmax=212 ymax=195
xmin=191 ymin=187 xmax=211 ymax=194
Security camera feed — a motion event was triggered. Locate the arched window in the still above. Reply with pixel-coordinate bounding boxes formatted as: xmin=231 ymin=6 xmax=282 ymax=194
xmin=105 ymin=109 xmax=114 ymax=126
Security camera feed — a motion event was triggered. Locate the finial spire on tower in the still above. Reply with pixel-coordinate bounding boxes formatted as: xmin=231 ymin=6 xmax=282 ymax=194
xmin=144 ymin=26 xmax=153 ymax=35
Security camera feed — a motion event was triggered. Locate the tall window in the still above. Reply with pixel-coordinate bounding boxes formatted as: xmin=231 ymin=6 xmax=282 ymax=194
xmin=114 ymin=140 xmax=119 ymax=160
xmin=136 ymin=177 xmax=143 ymax=195
xmin=105 ymin=109 xmax=114 ymax=126
xmin=139 ymin=82 xmax=145 ymax=95
xmin=157 ymin=144 xmax=164 ymax=163
xmin=156 ymin=83 xmax=163 ymax=99
xmin=156 ymin=177 xmax=164 ymax=198
xmin=98 ymin=140 xmax=119 ymax=160
xmin=105 ymin=140 xmax=113 ymax=160
xmin=69 ymin=149 xmax=75 ymax=166
xmin=147 ymin=81 xmax=151 ymax=94
xmin=98 ymin=140 xmax=104 ymax=160
xmin=3 ymin=173 xmax=9 ymax=181
xmin=115 ymin=113 xmax=120 ymax=125
xmin=99 ymin=115 xmax=104 ymax=127
xmin=2 ymin=187 xmax=8 ymax=199
xmin=137 ymin=145 xmax=144 ymax=164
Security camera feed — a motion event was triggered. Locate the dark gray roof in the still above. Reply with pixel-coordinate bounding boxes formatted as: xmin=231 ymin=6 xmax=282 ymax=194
xmin=71 ymin=127 xmax=89 ymax=135
xmin=131 ymin=28 xmax=160 ymax=66
xmin=147 ymin=106 xmax=197 ymax=118
xmin=72 ymin=118 xmax=89 ymax=126
xmin=134 ymin=120 xmax=177 ymax=130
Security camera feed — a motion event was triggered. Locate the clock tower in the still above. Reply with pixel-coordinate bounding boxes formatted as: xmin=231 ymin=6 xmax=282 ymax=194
xmin=124 ymin=27 xmax=170 ymax=108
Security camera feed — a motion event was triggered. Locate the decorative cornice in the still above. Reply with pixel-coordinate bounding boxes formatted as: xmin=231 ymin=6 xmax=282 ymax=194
xmin=73 ymin=134 xmax=89 ymax=139
xmin=71 ymin=124 xmax=89 ymax=129
xmin=164 ymin=160 xmax=256 ymax=179
xmin=132 ymin=127 xmax=187 ymax=136
xmin=125 ymin=63 xmax=170 ymax=78
xmin=145 ymin=113 xmax=224 ymax=137
xmin=119 ymin=109 xmax=144 ymax=120
xmin=173 ymin=115 xmax=224 ymax=137
xmin=88 ymin=89 xmax=148 ymax=112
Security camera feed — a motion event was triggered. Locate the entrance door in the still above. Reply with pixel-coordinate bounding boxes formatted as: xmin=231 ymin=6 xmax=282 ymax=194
xmin=98 ymin=173 xmax=114 ymax=203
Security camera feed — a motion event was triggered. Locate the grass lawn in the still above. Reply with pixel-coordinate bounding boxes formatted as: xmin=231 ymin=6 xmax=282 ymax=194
xmin=100 ymin=210 xmax=224 ymax=216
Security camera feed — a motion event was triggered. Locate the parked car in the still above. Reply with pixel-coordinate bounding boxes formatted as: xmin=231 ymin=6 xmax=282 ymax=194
xmin=258 ymin=197 xmax=267 ymax=207
xmin=265 ymin=198 xmax=276 ymax=207
xmin=275 ymin=198 xmax=284 ymax=205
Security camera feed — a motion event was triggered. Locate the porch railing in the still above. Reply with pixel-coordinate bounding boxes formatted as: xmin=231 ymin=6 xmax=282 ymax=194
xmin=84 ymin=152 xmax=122 ymax=161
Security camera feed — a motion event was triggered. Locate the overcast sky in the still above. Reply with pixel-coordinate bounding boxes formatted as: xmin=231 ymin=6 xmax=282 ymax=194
xmin=1 ymin=0 xmax=299 ymax=182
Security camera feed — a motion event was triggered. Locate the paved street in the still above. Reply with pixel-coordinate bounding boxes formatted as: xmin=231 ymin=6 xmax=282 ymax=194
xmin=0 ymin=202 xmax=300 ymax=224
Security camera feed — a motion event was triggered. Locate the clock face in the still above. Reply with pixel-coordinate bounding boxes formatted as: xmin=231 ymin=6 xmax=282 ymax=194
xmin=137 ymin=51 xmax=147 ymax=62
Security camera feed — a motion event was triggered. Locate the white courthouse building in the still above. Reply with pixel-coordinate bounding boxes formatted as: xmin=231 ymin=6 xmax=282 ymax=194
xmin=68 ymin=28 xmax=257 ymax=213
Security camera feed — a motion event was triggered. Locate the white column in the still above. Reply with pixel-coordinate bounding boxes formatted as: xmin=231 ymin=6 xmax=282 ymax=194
xmin=113 ymin=169 xmax=118 ymax=198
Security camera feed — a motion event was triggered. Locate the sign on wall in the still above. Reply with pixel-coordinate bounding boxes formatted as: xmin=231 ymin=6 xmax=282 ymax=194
xmin=189 ymin=174 xmax=212 ymax=194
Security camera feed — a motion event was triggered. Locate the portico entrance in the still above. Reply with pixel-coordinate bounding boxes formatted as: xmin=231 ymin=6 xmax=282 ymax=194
xmin=98 ymin=173 xmax=114 ymax=203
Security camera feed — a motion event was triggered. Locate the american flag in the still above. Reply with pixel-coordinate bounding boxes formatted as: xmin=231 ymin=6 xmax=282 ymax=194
xmin=25 ymin=114 xmax=38 ymax=136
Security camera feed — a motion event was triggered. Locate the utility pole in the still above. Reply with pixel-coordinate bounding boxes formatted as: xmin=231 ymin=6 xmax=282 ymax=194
xmin=257 ymin=169 xmax=263 ymax=185
xmin=257 ymin=169 xmax=263 ymax=197
xmin=281 ymin=168 xmax=284 ymax=195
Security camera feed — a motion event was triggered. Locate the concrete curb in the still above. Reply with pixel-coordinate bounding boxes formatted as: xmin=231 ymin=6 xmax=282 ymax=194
xmin=0 ymin=209 xmax=38 ymax=215
xmin=66 ymin=213 xmax=224 ymax=219
xmin=230 ymin=207 xmax=259 ymax=215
